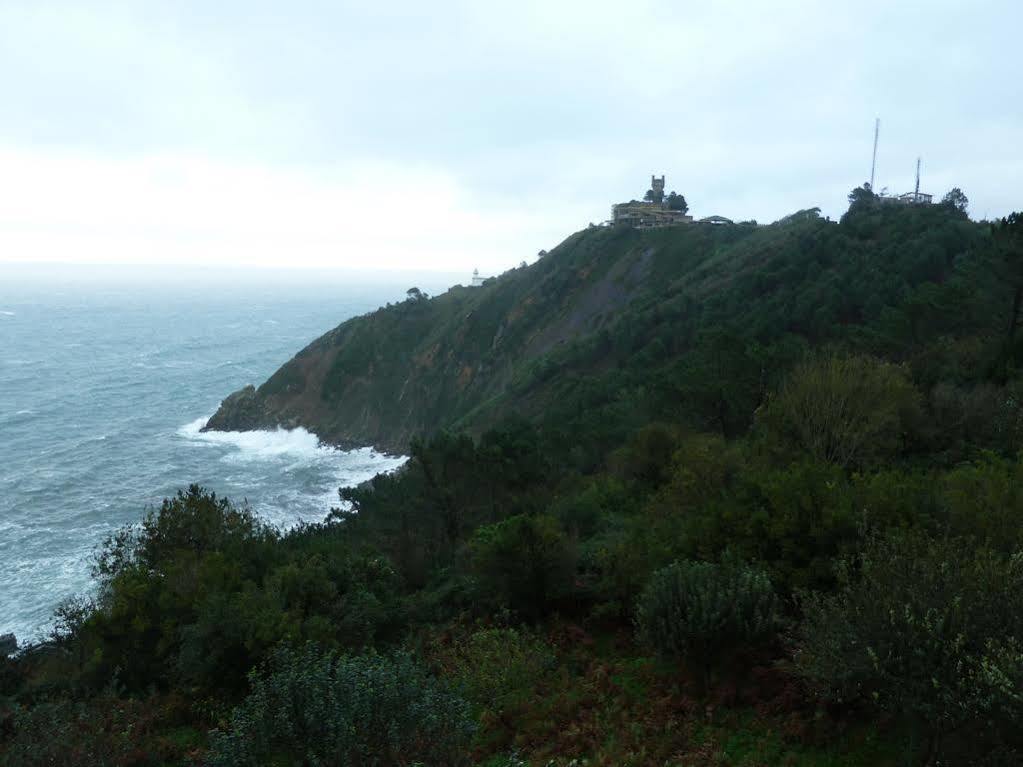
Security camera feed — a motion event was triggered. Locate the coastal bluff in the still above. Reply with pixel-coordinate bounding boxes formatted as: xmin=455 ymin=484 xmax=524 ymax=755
xmin=204 ymin=204 xmax=982 ymax=454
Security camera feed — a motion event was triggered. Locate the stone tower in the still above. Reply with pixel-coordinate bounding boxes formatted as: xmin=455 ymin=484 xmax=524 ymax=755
xmin=650 ymin=175 xmax=665 ymax=204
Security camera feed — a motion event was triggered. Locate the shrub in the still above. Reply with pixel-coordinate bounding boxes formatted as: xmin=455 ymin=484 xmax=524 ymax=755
xmin=793 ymin=533 xmax=1023 ymax=763
xmin=635 ymin=559 xmax=781 ymax=669
xmin=207 ymin=644 xmax=475 ymax=767
xmin=940 ymin=454 xmax=1023 ymax=551
xmin=757 ymin=354 xmax=922 ymax=468
xmin=444 ymin=627 xmax=556 ymax=714
xmin=0 ymin=694 xmax=195 ymax=767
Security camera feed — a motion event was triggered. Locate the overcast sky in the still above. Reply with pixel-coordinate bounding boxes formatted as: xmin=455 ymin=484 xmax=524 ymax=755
xmin=0 ymin=1 xmax=1019 ymax=274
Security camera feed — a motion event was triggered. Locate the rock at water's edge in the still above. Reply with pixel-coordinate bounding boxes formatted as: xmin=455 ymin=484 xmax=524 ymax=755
xmin=202 ymin=385 xmax=270 ymax=432
xmin=0 ymin=633 xmax=17 ymax=657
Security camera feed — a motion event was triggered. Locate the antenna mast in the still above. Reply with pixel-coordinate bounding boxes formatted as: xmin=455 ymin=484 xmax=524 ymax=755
xmin=915 ymin=157 xmax=921 ymax=197
xmin=870 ymin=118 xmax=880 ymax=190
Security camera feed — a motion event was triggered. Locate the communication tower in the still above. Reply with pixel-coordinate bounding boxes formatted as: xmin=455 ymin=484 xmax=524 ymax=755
xmin=870 ymin=118 xmax=880 ymax=190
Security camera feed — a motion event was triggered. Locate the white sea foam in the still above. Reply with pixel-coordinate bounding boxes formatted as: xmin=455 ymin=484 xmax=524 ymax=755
xmin=177 ymin=416 xmax=406 ymax=523
xmin=178 ymin=417 xmax=324 ymax=459
xmin=0 ymin=310 xmax=15 ymax=316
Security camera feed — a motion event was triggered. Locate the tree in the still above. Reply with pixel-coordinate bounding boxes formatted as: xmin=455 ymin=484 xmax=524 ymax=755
xmin=673 ymin=329 xmax=766 ymax=438
xmin=941 ymin=187 xmax=969 ymax=214
xmin=609 ymin=422 xmax=679 ymax=488
xmin=667 ymin=191 xmax=689 ymax=213
xmin=406 ymin=287 xmax=426 ymax=301
xmin=757 ymin=354 xmax=922 ymax=469
xmin=973 ymin=212 xmax=1023 ymax=379
xmin=847 ymin=184 xmax=877 ymax=209
xmin=470 ymin=513 xmax=574 ymax=618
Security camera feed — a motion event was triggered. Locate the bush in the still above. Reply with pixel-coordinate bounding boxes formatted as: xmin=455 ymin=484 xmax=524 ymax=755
xmin=940 ymin=454 xmax=1023 ymax=551
xmin=635 ymin=559 xmax=781 ymax=669
xmin=794 ymin=533 xmax=1023 ymax=763
xmin=0 ymin=694 xmax=196 ymax=767
xmin=757 ymin=354 xmax=922 ymax=468
xmin=443 ymin=627 xmax=556 ymax=715
xmin=207 ymin=644 xmax=475 ymax=767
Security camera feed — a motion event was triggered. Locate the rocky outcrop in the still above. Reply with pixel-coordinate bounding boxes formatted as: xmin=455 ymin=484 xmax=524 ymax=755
xmin=201 ymin=385 xmax=275 ymax=433
xmin=0 ymin=633 xmax=17 ymax=657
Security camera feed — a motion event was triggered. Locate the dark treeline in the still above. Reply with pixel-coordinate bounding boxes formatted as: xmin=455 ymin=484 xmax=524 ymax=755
xmin=3 ymin=195 xmax=1023 ymax=766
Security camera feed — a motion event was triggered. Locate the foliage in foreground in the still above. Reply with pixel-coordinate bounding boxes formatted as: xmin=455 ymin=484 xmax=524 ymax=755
xmin=207 ymin=644 xmax=475 ymax=767
xmin=635 ymin=559 xmax=781 ymax=671
xmin=794 ymin=533 xmax=1023 ymax=763
xmin=0 ymin=692 xmax=200 ymax=767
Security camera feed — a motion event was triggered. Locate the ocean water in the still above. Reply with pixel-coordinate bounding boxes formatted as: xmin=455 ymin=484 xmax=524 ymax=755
xmin=0 ymin=266 xmax=452 ymax=644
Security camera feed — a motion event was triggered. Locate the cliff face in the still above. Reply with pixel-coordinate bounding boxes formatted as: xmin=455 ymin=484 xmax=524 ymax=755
xmin=204 ymin=206 xmax=985 ymax=452
xmin=204 ymin=224 xmax=692 ymax=451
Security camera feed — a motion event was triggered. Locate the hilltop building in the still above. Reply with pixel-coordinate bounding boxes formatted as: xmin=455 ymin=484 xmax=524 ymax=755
xmin=612 ymin=175 xmax=693 ymax=228
xmin=876 ymin=189 xmax=933 ymax=206
xmin=470 ymin=269 xmax=487 ymax=287
xmin=875 ymin=158 xmax=933 ymax=206
xmin=895 ymin=190 xmax=933 ymax=205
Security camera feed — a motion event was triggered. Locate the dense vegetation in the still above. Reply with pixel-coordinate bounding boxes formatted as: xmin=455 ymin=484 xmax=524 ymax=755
xmin=4 ymin=195 xmax=1023 ymax=765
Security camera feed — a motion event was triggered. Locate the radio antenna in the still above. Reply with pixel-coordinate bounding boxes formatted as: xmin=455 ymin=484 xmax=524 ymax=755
xmin=869 ymin=118 xmax=880 ymax=190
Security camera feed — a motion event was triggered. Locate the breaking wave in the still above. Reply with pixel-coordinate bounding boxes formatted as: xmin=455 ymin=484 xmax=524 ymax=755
xmin=176 ymin=416 xmax=406 ymax=526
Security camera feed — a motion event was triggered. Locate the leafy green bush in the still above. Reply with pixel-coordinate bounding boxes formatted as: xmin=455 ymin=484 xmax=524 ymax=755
xmin=207 ymin=644 xmax=475 ymax=767
xmin=940 ymin=454 xmax=1023 ymax=551
xmin=0 ymin=694 xmax=197 ymax=767
xmin=444 ymin=627 xmax=555 ymax=715
xmin=794 ymin=533 xmax=1023 ymax=763
xmin=635 ymin=559 xmax=781 ymax=667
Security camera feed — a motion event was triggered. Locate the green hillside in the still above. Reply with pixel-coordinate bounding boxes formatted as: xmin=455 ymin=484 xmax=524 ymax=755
xmin=206 ymin=199 xmax=989 ymax=458
xmin=6 ymin=196 xmax=1023 ymax=766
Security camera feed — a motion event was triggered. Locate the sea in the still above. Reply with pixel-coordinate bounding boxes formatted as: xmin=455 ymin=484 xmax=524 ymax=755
xmin=0 ymin=264 xmax=456 ymax=645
